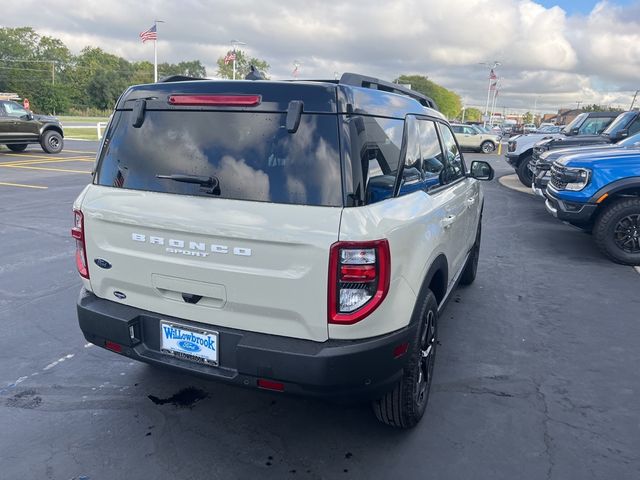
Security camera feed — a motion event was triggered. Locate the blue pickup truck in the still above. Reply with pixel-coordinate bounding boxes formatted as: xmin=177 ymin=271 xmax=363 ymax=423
xmin=544 ymin=147 xmax=640 ymax=265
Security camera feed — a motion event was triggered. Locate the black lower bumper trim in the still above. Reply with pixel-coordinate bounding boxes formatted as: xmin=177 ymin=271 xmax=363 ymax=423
xmin=544 ymin=189 xmax=598 ymax=224
xmin=77 ymin=289 xmax=417 ymax=401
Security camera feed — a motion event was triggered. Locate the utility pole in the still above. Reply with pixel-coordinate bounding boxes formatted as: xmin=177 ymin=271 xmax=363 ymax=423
xmin=630 ymin=90 xmax=639 ymax=110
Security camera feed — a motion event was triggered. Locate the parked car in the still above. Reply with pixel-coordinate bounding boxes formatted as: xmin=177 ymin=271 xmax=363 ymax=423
xmin=536 ymin=125 xmax=563 ymax=134
xmin=505 ymin=111 xmax=619 ymax=186
xmin=529 ymin=120 xmax=640 ymax=196
xmin=450 ymin=123 xmax=500 ymax=153
xmin=73 ymin=73 xmax=494 ymax=428
xmin=544 ymin=148 xmax=640 ymax=265
xmin=0 ymin=100 xmax=64 ymax=153
xmin=538 ymin=122 xmax=556 ymax=129
xmin=523 ymin=123 xmax=536 ymax=133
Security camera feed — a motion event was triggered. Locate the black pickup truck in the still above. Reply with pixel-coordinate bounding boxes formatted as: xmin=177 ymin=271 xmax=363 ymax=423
xmin=0 ymin=100 xmax=64 ymax=153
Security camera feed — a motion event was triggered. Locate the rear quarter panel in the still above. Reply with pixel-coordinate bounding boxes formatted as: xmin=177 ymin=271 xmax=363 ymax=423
xmin=332 ymin=191 xmax=456 ymax=340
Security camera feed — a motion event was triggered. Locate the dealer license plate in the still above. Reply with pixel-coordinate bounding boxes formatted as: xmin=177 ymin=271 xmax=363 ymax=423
xmin=160 ymin=322 xmax=219 ymax=366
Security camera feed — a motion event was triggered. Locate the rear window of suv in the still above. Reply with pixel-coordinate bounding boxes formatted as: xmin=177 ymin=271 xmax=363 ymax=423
xmin=95 ymin=110 xmax=343 ymax=207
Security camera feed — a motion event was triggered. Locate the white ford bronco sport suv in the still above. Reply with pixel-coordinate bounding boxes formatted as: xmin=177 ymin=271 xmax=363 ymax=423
xmin=73 ymin=73 xmax=494 ymax=428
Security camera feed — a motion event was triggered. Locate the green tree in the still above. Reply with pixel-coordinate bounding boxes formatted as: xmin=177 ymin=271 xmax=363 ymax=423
xmin=522 ymin=111 xmax=534 ymax=124
xmin=462 ymin=107 xmax=482 ymax=122
xmin=159 ymin=60 xmax=206 ymax=79
xmin=216 ymin=50 xmax=269 ymax=79
xmin=396 ymin=75 xmax=462 ymax=119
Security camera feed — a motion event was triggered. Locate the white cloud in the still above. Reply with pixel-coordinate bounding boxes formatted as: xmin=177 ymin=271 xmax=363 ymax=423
xmin=3 ymin=0 xmax=639 ymax=113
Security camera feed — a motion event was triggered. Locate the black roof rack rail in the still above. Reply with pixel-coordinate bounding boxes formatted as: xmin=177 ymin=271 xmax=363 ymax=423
xmin=159 ymin=75 xmax=206 ymax=83
xmin=339 ymin=72 xmax=438 ymax=111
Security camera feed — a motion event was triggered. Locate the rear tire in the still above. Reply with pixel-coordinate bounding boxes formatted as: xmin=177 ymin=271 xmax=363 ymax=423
xmin=40 ymin=130 xmax=63 ymax=154
xmin=480 ymin=141 xmax=495 ymax=154
xmin=593 ymin=198 xmax=640 ymax=265
xmin=516 ymin=154 xmax=533 ymax=187
xmin=372 ymin=290 xmax=438 ymax=428
xmin=7 ymin=144 xmax=28 ymax=152
xmin=460 ymin=217 xmax=481 ymax=285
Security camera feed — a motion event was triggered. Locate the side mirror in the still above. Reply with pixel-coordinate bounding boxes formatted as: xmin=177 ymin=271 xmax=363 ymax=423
xmin=618 ymin=128 xmax=629 ymax=139
xmin=571 ymin=127 xmax=579 ymax=135
xmin=470 ymin=160 xmax=494 ymax=181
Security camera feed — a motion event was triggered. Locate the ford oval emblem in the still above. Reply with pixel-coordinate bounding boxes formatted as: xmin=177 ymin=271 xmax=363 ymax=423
xmin=94 ymin=258 xmax=112 ymax=269
xmin=113 ymin=291 xmax=127 ymax=300
xmin=178 ymin=341 xmax=201 ymax=353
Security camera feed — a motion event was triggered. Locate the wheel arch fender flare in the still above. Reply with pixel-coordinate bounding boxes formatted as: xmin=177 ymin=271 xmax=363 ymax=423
xmin=589 ymin=177 xmax=640 ymax=203
xmin=40 ymin=124 xmax=64 ymax=138
xmin=411 ymin=254 xmax=448 ymax=323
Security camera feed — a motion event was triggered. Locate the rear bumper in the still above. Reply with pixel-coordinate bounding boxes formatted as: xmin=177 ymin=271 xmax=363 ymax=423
xmin=544 ymin=189 xmax=597 ymax=224
xmin=77 ymin=289 xmax=416 ymax=401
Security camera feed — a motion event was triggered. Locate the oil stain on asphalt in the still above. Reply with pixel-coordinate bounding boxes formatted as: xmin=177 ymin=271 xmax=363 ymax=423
xmin=147 ymin=387 xmax=208 ymax=407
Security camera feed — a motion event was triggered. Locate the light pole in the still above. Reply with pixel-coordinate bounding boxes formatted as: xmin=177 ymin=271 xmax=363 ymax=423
xmin=230 ymin=39 xmax=246 ymax=80
xmin=480 ymin=61 xmax=501 ymax=126
xmin=630 ymin=90 xmax=639 ymax=110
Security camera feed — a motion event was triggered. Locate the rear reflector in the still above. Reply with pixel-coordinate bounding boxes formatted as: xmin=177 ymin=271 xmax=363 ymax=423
xmin=168 ymin=94 xmax=261 ymax=106
xmin=393 ymin=342 xmax=409 ymax=358
xmin=105 ymin=341 xmax=123 ymax=353
xmin=257 ymin=379 xmax=285 ymax=392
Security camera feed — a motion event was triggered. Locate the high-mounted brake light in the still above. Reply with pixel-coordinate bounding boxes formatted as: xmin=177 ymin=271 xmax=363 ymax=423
xmin=328 ymin=240 xmax=390 ymax=325
xmin=168 ymin=94 xmax=261 ymax=106
xmin=71 ymin=209 xmax=89 ymax=279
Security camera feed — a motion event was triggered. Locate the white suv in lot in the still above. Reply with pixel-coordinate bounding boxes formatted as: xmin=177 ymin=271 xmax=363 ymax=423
xmin=73 ymin=73 xmax=494 ymax=428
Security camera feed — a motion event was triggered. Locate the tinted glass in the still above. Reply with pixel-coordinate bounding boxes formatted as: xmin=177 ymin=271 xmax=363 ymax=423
xmin=451 ymin=125 xmax=463 ymax=134
xmin=463 ymin=126 xmax=476 ymax=134
xmin=602 ymin=112 xmax=634 ymax=135
xmin=343 ymin=115 xmax=404 ymax=205
xmin=419 ymin=120 xmax=444 ymax=189
xmin=4 ymin=102 xmax=28 ymax=118
xmin=579 ymin=117 xmax=612 ymax=135
xmin=627 ymin=116 xmax=640 ymax=135
xmin=562 ymin=113 xmax=587 ymax=134
xmin=96 ymin=110 xmax=342 ymax=206
xmin=438 ymin=124 xmax=465 ymax=183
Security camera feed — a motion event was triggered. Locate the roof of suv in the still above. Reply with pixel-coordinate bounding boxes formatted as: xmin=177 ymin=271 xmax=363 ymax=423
xmin=116 ymin=73 xmax=445 ymax=121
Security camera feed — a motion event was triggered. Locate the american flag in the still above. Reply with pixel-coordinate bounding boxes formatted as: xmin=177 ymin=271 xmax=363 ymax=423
xmin=139 ymin=24 xmax=157 ymax=43
xmin=224 ymin=51 xmax=236 ymax=65
xmin=489 ymin=69 xmax=497 ymax=80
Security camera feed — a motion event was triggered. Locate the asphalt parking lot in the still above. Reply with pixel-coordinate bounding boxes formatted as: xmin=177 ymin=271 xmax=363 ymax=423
xmin=0 ymin=141 xmax=638 ymax=479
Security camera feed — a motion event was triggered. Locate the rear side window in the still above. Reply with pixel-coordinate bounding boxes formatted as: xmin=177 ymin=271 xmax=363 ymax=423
xmin=343 ymin=115 xmax=404 ymax=205
xmin=95 ymin=110 xmax=343 ymax=207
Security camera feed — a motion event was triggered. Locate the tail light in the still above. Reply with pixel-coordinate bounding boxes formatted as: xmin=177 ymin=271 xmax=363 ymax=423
xmin=328 ymin=240 xmax=390 ymax=325
xmin=168 ymin=94 xmax=261 ymax=106
xmin=71 ymin=209 xmax=89 ymax=279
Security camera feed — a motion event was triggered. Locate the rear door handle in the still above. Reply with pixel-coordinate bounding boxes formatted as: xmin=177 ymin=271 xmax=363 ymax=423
xmin=441 ymin=215 xmax=457 ymax=229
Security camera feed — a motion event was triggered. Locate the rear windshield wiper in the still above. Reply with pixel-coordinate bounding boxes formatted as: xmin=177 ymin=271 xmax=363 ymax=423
xmin=156 ymin=174 xmax=220 ymax=194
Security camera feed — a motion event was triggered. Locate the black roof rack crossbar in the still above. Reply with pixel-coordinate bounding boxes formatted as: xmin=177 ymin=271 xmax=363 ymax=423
xmin=339 ymin=73 xmax=438 ymax=111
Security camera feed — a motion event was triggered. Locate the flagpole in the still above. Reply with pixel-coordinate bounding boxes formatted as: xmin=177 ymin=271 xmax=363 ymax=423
xmin=490 ymin=87 xmax=498 ymax=126
xmin=233 ymin=45 xmax=236 ymax=81
xmin=154 ymin=20 xmax=164 ymax=83
xmin=480 ymin=61 xmax=501 ymax=126
xmin=154 ymin=37 xmax=158 ymax=83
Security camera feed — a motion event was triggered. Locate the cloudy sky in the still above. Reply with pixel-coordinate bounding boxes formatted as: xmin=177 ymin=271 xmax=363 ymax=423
xmin=4 ymin=0 xmax=640 ymax=113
